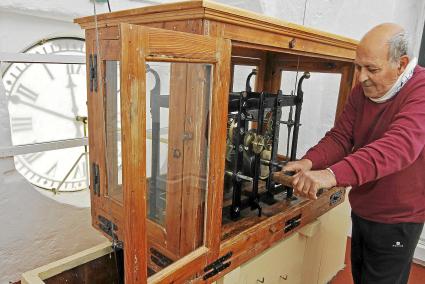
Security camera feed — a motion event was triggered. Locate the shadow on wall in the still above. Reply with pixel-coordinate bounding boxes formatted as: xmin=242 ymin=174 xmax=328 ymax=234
xmin=0 ymin=77 xmax=107 ymax=284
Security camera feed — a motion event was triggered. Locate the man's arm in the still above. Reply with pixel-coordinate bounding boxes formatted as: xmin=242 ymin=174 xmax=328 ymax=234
xmin=282 ymin=86 xmax=359 ymax=198
xmin=301 ymin=85 xmax=360 ymax=170
xmin=330 ymin=86 xmax=425 ymax=187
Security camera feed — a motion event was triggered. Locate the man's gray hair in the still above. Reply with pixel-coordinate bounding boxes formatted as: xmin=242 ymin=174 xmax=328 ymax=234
xmin=387 ymin=31 xmax=410 ymax=65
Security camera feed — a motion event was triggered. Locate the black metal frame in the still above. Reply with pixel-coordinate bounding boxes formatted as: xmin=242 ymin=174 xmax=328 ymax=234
xmin=146 ymin=64 xmax=168 ymax=221
xmin=226 ymin=71 xmax=310 ymax=219
xmin=146 ymin=64 xmax=310 ymax=221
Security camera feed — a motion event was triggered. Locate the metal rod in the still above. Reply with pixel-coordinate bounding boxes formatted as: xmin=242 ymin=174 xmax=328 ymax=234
xmin=230 ymin=92 xmax=247 ymax=219
xmin=245 ymin=69 xmax=257 ymax=92
xmin=78 ymin=116 xmax=90 ymax=194
xmin=251 ymin=92 xmax=264 ymax=215
xmin=0 ymin=52 xmax=85 ymax=64
xmin=54 ymin=152 xmax=88 ymax=194
xmin=225 ymin=171 xmax=253 ymax=182
xmin=290 ymin=72 xmax=310 ymax=161
xmin=147 ymin=66 xmax=162 ymax=220
xmin=0 ymin=138 xmax=87 ymax=158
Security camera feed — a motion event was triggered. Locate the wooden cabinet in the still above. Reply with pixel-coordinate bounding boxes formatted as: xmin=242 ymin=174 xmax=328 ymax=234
xmin=75 ymin=1 xmax=357 ymax=283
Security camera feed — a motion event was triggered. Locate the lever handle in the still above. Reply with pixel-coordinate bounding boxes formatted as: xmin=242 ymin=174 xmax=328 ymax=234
xmin=272 ymin=171 xmax=325 ymax=197
xmin=271 ymin=171 xmax=294 ymax=187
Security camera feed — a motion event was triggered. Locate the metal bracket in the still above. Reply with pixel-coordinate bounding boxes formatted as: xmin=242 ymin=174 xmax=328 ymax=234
xmin=89 ymin=54 xmax=98 ymax=92
xmin=150 ymin=248 xmax=173 ymax=268
xmin=92 ymin=162 xmax=100 ymax=196
xmin=284 ymin=214 xmax=302 ymax=233
xmin=203 ymin=251 xmax=232 ymax=280
xmin=98 ymin=215 xmax=118 ymax=240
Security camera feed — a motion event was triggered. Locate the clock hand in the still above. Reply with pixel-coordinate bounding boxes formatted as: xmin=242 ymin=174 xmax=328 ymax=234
xmin=67 ymin=73 xmax=79 ymax=115
xmin=8 ymin=95 xmax=76 ymax=122
xmin=66 ymin=72 xmax=83 ymax=137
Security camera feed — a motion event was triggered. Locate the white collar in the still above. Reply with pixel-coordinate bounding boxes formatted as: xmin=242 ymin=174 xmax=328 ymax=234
xmin=369 ymin=57 xmax=417 ymax=103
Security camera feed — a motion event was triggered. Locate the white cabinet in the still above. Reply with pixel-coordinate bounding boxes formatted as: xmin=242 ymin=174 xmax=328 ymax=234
xmin=240 ymin=233 xmax=307 ymax=284
xmin=216 ymin=197 xmax=351 ymax=284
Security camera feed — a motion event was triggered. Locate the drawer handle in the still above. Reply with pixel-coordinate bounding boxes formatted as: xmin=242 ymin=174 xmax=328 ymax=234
xmin=257 ymin=277 xmax=265 ymax=283
xmin=280 ymin=274 xmax=288 ymax=280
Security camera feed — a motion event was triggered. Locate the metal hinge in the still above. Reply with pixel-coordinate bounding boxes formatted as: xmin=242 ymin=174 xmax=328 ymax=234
xmin=150 ymin=248 xmax=173 ymax=268
xmin=203 ymin=252 xmax=232 ymax=280
xmin=284 ymin=214 xmax=301 ymax=233
xmin=98 ymin=215 xmax=119 ymax=240
xmin=89 ymin=54 xmax=98 ymax=92
xmin=92 ymin=162 xmax=100 ymax=196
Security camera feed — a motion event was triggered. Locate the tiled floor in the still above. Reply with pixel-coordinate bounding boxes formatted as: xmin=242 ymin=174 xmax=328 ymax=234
xmin=331 ymin=238 xmax=425 ymax=284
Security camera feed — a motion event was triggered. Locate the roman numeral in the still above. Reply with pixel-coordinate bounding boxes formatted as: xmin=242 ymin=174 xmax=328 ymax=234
xmin=45 ymin=162 xmax=58 ymax=177
xmin=16 ymin=160 xmax=24 ymax=171
xmin=67 ymin=64 xmax=81 ymax=75
xmin=35 ymin=49 xmax=55 ymax=80
xmin=73 ymin=163 xmax=83 ymax=179
xmin=16 ymin=84 xmax=39 ymax=102
xmin=24 ymin=152 xmax=44 ymax=164
xmin=58 ymin=43 xmax=67 ymax=51
xmin=43 ymin=64 xmax=55 ymax=80
xmin=11 ymin=117 xmax=32 ymax=132
xmin=9 ymin=72 xmax=18 ymax=80
xmin=52 ymin=42 xmax=69 ymax=52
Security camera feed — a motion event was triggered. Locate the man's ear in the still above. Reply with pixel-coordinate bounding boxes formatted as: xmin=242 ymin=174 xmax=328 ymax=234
xmin=398 ymin=55 xmax=409 ymax=75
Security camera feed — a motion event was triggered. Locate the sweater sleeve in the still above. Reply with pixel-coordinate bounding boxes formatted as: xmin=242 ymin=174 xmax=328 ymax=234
xmin=330 ymin=83 xmax=425 ymax=187
xmin=302 ymin=86 xmax=359 ymax=170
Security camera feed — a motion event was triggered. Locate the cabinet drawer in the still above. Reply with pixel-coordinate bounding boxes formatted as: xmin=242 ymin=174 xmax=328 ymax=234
xmin=240 ymin=233 xmax=307 ymax=284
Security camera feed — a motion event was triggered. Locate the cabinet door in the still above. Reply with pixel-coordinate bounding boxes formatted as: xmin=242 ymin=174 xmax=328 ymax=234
xmin=119 ymin=23 xmax=231 ymax=283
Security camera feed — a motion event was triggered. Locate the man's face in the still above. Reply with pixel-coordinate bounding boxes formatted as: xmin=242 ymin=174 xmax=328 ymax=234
xmin=354 ymin=44 xmax=400 ymax=99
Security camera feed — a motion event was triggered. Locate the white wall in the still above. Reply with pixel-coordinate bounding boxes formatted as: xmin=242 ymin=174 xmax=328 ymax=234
xmin=0 ymin=10 xmax=107 ymax=284
xmin=1 ymin=0 xmax=424 ymax=283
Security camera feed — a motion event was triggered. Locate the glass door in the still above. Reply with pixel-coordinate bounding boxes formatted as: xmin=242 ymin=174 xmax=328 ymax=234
xmin=119 ymin=23 xmax=231 ymax=283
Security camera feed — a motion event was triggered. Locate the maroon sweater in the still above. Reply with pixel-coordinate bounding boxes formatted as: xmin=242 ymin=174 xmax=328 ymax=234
xmin=304 ymin=66 xmax=425 ymax=224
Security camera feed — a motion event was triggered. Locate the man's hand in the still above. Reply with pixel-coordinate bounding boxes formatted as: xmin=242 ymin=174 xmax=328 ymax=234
xmin=291 ymin=170 xmax=337 ymax=200
xmin=282 ymin=159 xmax=313 ymax=173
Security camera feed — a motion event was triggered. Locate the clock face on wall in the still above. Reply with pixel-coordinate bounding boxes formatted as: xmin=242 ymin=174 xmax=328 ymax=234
xmin=2 ymin=37 xmax=88 ymax=191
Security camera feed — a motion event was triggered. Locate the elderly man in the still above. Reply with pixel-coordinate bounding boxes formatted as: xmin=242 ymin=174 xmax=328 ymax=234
xmin=283 ymin=23 xmax=425 ymax=284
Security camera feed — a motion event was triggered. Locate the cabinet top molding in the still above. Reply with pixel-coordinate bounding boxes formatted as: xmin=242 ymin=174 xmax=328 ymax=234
xmin=74 ymin=0 xmax=358 ymax=59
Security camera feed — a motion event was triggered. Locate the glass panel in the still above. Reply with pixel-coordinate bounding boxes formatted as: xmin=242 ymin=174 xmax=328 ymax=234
xmin=105 ymin=60 xmax=122 ymax=202
xmin=146 ymin=61 xmax=212 ymax=274
xmin=278 ymin=71 xmax=341 ymax=158
xmin=232 ymin=65 xmax=257 ymax=92
xmin=145 ymin=62 xmax=170 ymax=226
xmin=4 ymin=62 xmax=87 ymax=145
xmin=3 ymin=38 xmax=86 ymax=146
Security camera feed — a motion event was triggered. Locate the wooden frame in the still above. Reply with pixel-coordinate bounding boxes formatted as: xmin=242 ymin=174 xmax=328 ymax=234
xmin=21 ymin=242 xmax=114 ymax=284
xmin=75 ymin=1 xmax=358 ymax=283
xmin=120 ymin=24 xmax=231 ymax=283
